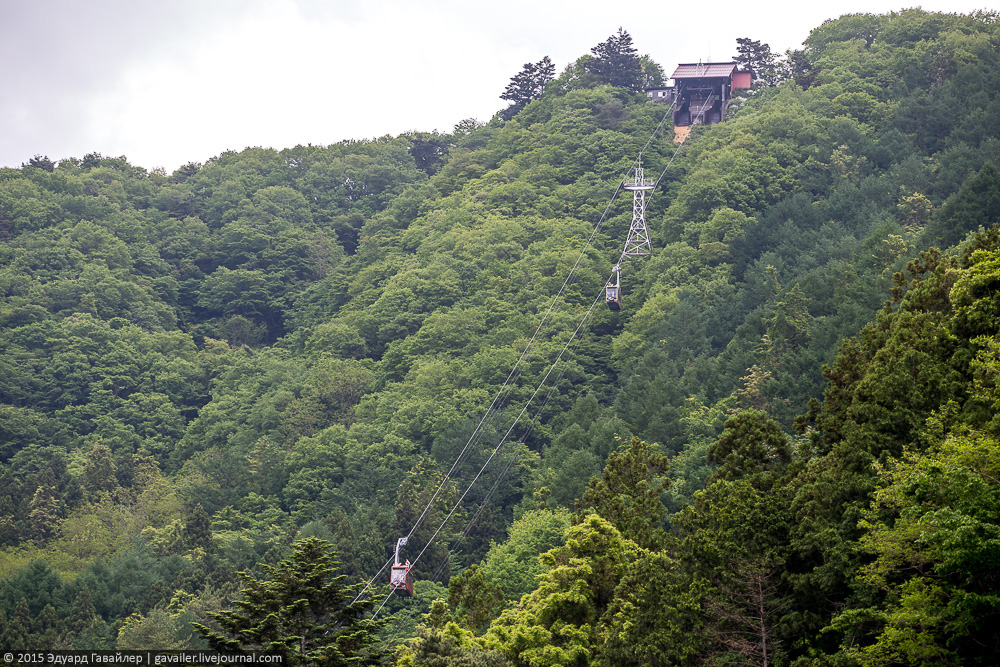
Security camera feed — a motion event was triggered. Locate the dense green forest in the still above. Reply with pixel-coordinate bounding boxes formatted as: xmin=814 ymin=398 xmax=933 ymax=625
xmin=2 ymin=7 xmax=1000 ymax=665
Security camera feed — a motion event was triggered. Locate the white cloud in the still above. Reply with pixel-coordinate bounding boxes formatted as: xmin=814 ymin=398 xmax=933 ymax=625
xmin=1 ymin=0 xmax=995 ymax=171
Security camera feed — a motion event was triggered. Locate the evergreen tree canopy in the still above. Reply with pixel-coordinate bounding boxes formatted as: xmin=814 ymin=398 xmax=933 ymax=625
xmin=500 ymin=56 xmax=555 ymax=121
xmin=575 ymin=437 xmax=670 ymax=550
xmin=732 ymin=37 xmax=785 ymax=86
xmin=193 ymin=537 xmax=387 ymax=665
xmin=586 ymin=28 xmax=643 ymax=92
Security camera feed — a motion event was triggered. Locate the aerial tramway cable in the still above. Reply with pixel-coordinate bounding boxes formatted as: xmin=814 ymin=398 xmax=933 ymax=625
xmin=368 ymin=100 xmax=682 ymax=611
xmin=351 ymin=180 xmax=625 ymax=605
xmin=371 ymin=289 xmax=609 ymax=623
xmin=362 ymin=97 xmax=686 ymax=616
xmin=422 ymin=300 xmax=597 ymax=584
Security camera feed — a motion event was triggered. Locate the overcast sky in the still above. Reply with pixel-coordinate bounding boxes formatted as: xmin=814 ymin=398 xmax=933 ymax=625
xmin=1 ymin=0 xmax=994 ymax=172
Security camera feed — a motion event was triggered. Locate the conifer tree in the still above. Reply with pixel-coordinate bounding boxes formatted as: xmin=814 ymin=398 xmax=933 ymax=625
xmin=586 ymin=28 xmax=644 ymax=92
xmin=733 ymin=37 xmax=785 ymax=86
xmin=28 ymin=484 xmax=60 ymax=540
xmin=500 ymin=56 xmax=555 ymax=121
xmin=67 ymin=587 xmax=98 ymax=635
xmin=182 ymin=502 xmax=214 ymax=552
xmin=82 ymin=442 xmax=118 ymax=498
xmin=193 ymin=537 xmax=387 ymax=665
xmin=574 ymin=436 xmax=670 ymax=549
xmin=0 ymin=598 xmax=33 ymax=648
xmin=707 ymin=410 xmax=791 ymax=487
xmin=446 ymin=564 xmax=503 ymax=633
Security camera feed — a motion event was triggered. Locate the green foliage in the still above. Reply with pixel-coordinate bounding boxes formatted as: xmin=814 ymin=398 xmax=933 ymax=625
xmin=501 ymin=57 xmax=556 ymax=122
xmin=784 ymin=226 xmax=1000 ymax=659
xmin=2 ymin=9 xmax=1000 ymax=660
xmin=575 ymin=437 xmax=670 ymax=550
xmin=480 ymin=509 xmax=571 ymax=602
xmin=447 ymin=564 xmax=504 ymax=633
xmin=116 ymin=590 xmax=224 ymax=650
xmin=733 ymin=37 xmax=786 ymax=87
xmin=397 ymin=599 xmax=509 ymax=667
xmin=674 ymin=475 xmax=796 ymax=665
xmin=484 ymin=515 xmax=642 ymax=667
xmin=599 ymin=551 xmax=704 ymax=667
xmin=833 ymin=432 xmax=1000 ymax=664
xmin=194 ymin=537 xmax=387 ymax=665
xmin=585 ymin=28 xmax=644 ymax=92
xmin=707 ymin=410 xmax=791 ymax=487
xmin=927 ymin=163 xmax=1000 ymax=247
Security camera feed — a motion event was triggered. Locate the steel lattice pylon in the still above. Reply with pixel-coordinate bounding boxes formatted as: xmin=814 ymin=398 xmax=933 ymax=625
xmin=621 ymin=158 xmax=655 ymax=258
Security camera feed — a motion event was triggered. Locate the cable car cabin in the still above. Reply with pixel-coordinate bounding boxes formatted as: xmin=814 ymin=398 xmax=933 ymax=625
xmin=390 ymin=562 xmax=414 ymax=597
xmin=606 ymin=285 xmax=621 ymax=311
xmin=606 ymin=265 xmax=622 ymax=311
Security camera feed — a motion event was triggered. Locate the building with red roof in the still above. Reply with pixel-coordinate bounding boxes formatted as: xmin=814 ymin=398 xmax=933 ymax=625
xmin=646 ymin=61 xmax=752 ymax=128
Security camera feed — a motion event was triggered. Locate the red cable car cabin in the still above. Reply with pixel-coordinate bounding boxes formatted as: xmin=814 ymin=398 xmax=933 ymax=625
xmin=390 ymin=561 xmax=413 ymax=597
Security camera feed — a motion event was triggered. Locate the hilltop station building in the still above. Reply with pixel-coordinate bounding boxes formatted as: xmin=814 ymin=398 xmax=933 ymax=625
xmin=646 ymin=61 xmax=753 ymax=140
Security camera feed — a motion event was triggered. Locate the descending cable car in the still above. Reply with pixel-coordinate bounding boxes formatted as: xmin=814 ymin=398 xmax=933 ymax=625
xmin=389 ymin=537 xmax=413 ymax=597
xmin=606 ymin=265 xmax=621 ymax=311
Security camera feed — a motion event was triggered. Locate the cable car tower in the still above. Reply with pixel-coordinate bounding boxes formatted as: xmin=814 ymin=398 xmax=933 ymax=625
xmin=622 ymin=156 xmax=655 ymax=258
xmin=606 ymin=156 xmax=656 ymax=310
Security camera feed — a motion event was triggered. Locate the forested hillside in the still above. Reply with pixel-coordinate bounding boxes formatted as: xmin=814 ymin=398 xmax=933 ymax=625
xmin=2 ymin=8 xmax=1000 ymax=664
